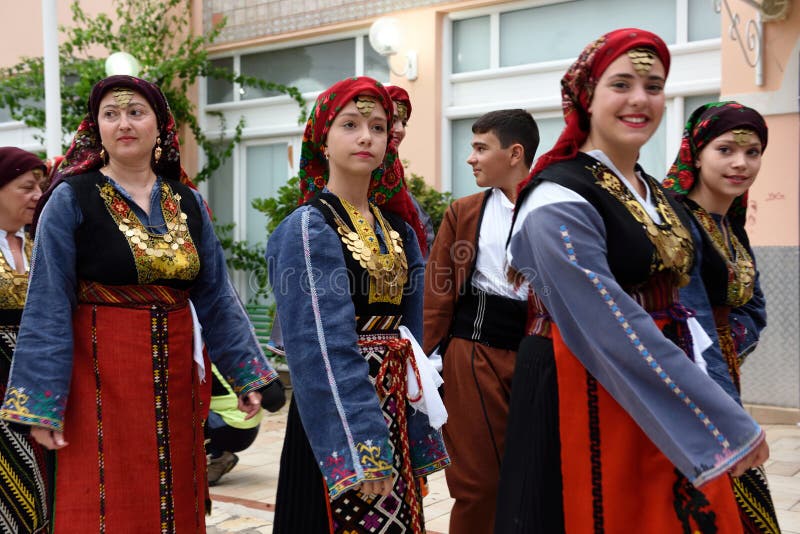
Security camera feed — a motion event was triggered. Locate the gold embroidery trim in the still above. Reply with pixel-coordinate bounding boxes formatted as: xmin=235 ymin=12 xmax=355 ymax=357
xmin=590 ymin=163 xmax=693 ymax=286
xmin=0 ymin=238 xmax=32 ymax=309
xmin=319 ymin=197 xmax=408 ymax=305
xmin=690 ymin=206 xmax=755 ymax=307
xmin=98 ymin=181 xmax=201 ymax=284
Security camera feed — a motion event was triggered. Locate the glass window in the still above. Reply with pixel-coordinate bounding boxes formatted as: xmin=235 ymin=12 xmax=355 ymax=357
xmin=639 ymin=113 xmax=667 ymax=180
xmin=364 ymin=40 xmax=391 ymax=83
xmin=499 ymin=0 xmax=677 ymax=67
xmin=530 ymin=116 xmax=565 ymax=167
xmin=451 ymin=118 xmax=481 ymax=198
xmin=684 ymin=94 xmax=721 ymax=123
xmin=452 ymin=16 xmax=490 ymax=73
xmin=207 ymin=57 xmax=235 ymax=104
xmin=245 ymin=143 xmax=289 ymax=245
xmin=0 ymin=106 xmax=13 ymax=122
xmin=689 ymin=1 xmax=721 ymax=41
xmin=207 ymin=145 xmax=234 ymax=228
xmin=240 ymin=39 xmax=355 ymax=99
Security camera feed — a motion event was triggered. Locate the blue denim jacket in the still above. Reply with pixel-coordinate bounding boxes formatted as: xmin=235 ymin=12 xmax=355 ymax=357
xmin=679 ymin=219 xmax=766 ymax=404
xmin=0 ymin=177 xmax=277 ymax=430
xmin=266 ymin=203 xmax=448 ymax=498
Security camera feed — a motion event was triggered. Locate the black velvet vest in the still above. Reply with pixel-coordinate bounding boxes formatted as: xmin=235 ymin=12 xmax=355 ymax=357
xmin=67 ymin=171 xmax=203 ymax=290
xmin=308 ymin=193 xmax=406 ymax=317
xmin=519 ymin=152 xmax=694 ymax=291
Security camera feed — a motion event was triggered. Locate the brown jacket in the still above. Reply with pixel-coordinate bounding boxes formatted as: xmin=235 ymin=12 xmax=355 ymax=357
xmin=423 ymin=190 xmax=490 ymax=354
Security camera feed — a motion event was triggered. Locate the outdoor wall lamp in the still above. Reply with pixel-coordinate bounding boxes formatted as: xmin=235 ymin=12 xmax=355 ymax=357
xmin=105 ymin=51 xmax=141 ymax=77
xmin=368 ymin=17 xmax=418 ymax=81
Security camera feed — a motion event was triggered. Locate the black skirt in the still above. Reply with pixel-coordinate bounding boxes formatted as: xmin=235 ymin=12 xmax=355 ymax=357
xmin=494 ymin=335 xmax=564 ymax=533
xmin=273 ymin=398 xmax=332 ymax=533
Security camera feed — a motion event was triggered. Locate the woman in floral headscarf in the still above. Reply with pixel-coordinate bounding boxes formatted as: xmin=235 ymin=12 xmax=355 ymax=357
xmin=667 ymin=101 xmax=780 ymax=533
xmin=267 ymin=76 xmax=448 ymax=533
xmin=497 ymin=29 xmax=767 ymax=532
xmin=0 ymin=75 xmax=279 ymax=532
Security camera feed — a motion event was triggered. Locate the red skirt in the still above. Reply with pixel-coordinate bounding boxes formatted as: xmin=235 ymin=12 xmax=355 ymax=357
xmin=553 ymin=323 xmax=743 ymax=533
xmin=54 ymin=300 xmax=209 ymax=533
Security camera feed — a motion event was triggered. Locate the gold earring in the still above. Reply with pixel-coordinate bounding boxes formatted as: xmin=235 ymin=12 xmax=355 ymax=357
xmin=154 ymin=137 xmax=162 ymax=163
xmin=100 ymin=147 xmax=107 ymax=163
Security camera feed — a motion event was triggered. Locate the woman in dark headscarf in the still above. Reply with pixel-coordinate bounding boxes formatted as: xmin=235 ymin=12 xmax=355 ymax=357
xmin=0 ymin=147 xmax=51 ymax=533
xmin=667 ymin=101 xmax=780 ymax=533
xmin=498 ymin=29 xmax=767 ymax=532
xmin=267 ymin=76 xmax=448 ymax=533
xmin=0 ymin=76 xmax=278 ymax=532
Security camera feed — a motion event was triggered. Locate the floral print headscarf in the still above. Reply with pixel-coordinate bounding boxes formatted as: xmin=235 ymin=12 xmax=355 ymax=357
xmin=520 ymin=28 xmax=670 ymax=191
xmin=665 ymin=101 xmax=767 ymax=224
xmin=298 ymin=76 xmax=396 ymax=204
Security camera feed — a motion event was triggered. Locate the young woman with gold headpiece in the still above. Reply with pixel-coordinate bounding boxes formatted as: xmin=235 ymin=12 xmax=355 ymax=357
xmin=499 ymin=29 xmax=768 ymax=532
xmin=267 ymin=76 xmax=448 ymax=533
xmin=666 ymin=101 xmax=780 ymax=534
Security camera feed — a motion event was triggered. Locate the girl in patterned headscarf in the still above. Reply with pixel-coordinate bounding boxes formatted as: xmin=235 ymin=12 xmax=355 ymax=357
xmin=268 ymin=76 xmax=448 ymax=534
xmin=0 ymin=75 xmax=279 ymax=531
xmin=499 ymin=29 xmax=767 ymax=532
xmin=668 ymin=102 xmax=780 ymax=534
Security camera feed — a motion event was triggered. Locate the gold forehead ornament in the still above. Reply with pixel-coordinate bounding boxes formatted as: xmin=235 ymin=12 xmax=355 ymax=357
xmin=395 ymin=102 xmax=409 ymax=123
xmin=730 ymin=129 xmax=756 ymax=146
xmin=627 ymin=48 xmax=655 ymax=75
xmin=354 ymin=96 xmax=377 ymax=117
xmin=111 ymin=87 xmax=135 ymax=108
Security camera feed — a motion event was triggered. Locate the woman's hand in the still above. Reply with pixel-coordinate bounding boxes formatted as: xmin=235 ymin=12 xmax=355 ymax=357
xmin=31 ymin=427 xmax=68 ymax=450
xmin=730 ymin=439 xmax=769 ymax=477
xmin=357 ymin=476 xmax=393 ymax=497
xmin=237 ymin=391 xmax=263 ymax=420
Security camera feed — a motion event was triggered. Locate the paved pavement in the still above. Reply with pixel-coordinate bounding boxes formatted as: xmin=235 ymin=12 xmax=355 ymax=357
xmin=206 ymin=404 xmax=800 ymax=533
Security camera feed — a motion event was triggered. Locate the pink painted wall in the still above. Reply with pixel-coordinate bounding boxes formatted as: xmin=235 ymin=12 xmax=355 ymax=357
xmin=721 ymin=2 xmax=799 ymax=247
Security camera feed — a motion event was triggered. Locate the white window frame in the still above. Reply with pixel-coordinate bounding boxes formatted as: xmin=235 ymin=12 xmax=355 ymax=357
xmin=441 ymin=0 xmax=722 ymax=194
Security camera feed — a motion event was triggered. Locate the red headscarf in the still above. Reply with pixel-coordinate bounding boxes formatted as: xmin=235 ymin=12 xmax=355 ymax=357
xmin=382 ymin=85 xmax=427 ymax=256
xmin=520 ymin=28 xmax=670 ymax=191
xmin=298 ymin=77 xmax=426 ymax=252
xmin=386 ymin=85 xmax=412 ymax=120
xmin=299 ymin=77 xmax=395 ymax=203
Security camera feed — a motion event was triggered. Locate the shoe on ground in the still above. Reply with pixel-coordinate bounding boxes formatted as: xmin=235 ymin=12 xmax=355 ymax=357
xmin=207 ymin=451 xmax=239 ymax=486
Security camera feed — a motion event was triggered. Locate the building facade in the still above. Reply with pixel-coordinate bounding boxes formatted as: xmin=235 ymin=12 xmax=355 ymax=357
xmin=0 ymin=0 xmax=797 ymax=414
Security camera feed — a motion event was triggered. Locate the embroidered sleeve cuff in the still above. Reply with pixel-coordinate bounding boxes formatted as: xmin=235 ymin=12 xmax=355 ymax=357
xmin=234 ymin=370 xmax=279 ymax=396
xmin=0 ymin=410 xmax=64 ymax=432
xmin=226 ymin=355 xmax=279 ymax=395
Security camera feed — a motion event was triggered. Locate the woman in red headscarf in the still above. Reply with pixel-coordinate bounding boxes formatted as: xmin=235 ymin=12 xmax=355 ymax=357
xmin=384 ymin=85 xmax=434 ymax=257
xmin=497 ymin=29 xmax=767 ymax=532
xmin=267 ymin=77 xmax=448 ymax=533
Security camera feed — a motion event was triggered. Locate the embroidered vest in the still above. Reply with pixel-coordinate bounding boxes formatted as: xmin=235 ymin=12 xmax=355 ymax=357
xmin=523 ymin=152 xmax=694 ymax=291
xmin=0 ymin=237 xmax=32 ymax=310
xmin=67 ymin=171 xmax=203 ymax=290
xmin=681 ymin=197 xmax=755 ymax=307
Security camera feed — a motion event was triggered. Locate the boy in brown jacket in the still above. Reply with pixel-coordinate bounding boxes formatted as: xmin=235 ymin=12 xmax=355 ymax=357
xmin=424 ymin=109 xmax=539 ymax=533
